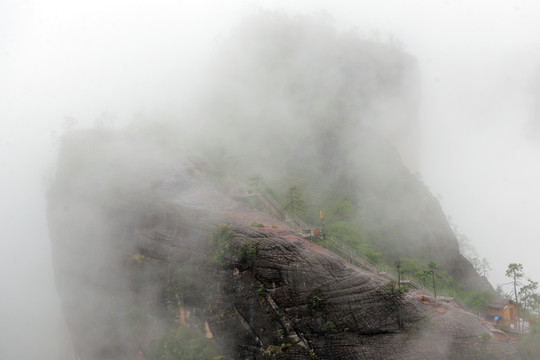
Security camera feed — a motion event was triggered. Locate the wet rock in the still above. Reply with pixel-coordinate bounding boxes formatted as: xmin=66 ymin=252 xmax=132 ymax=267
xmin=47 ymin=131 xmax=519 ymax=359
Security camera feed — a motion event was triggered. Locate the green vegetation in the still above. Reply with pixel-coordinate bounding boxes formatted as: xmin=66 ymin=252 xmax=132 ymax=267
xmin=240 ymin=242 xmax=258 ymax=262
xmin=257 ymin=282 xmax=267 ymax=296
xmin=212 ymin=225 xmax=260 ymax=271
xmin=124 ymin=306 xmax=148 ymax=330
xmin=500 ymin=263 xmax=540 ymax=327
xmin=471 ymin=257 xmax=492 ymax=278
xmin=460 ymin=290 xmax=493 ymax=316
xmin=506 ymin=263 xmax=525 ymax=332
xmin=447 ymin=333 xmax=493 ymax=360
xmin=119 ymin=11 xmax=491 ymax=303
xmin=309 ymin=351 xmax=324 ymax=360
xmin=154 ymin=325 xmax=218 ymax=360
xmin=186 ymin=10 xmax=506 ymax=323
xmin=392 ymin=258 xmax=453 ymax=294
xmin=473 ymin=332 xmax=493 ymax=360
xmin=380 ymin=280 xmax=409 ymax=298
xmin=237 ymin=241 xmax=258 ymax=271
xmin=123 ymin=306 xmax=148 ymax=351
xmin=309 ymin=284 xmax=326 ymax=312
xmin=212 ymin=225 xmax=233 ymax=267
xmin=379 ymin=280 xmax=409 ymax=328
xmin=324 ymin=221 xmax=381 ymax=263
xmin=164 ymin=267 xmax=199 ymax=306
xmin=322 ymin=320 xmax=337 ymax=334
xmin=250 ymin=221 xmax=265 ymax=228
xmin=270 ymin=310 xmax=284 ymax=321
xmin=282 ymin=185 xmax=306 ymax=218
xmin=189 ymin=17 xmax=477 ymax=298
xmin=518 ymin=322 xmax=540 ymax=359
xmin=520 ymin=279 xmax=539 ymax=310
xmin=428 ymin=262 xmax=438 ymax=298
xmin=133 ymin=253 xmax=144 ymax=265
xmin=248 ymin=173 xmax=266 ymax=192
xmin=263 ymin=343 xmax=292 ymax=358
xmin=200 ymin=145 xmax=238 ymax=192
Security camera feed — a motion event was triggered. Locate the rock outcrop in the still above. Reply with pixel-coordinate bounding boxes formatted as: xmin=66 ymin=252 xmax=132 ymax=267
xmin=47 ymin=131 xmax=519 ymax=359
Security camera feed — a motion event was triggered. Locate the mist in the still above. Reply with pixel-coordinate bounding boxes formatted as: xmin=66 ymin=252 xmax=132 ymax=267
xmin=3 ymin=0 xmax=540 ymax=358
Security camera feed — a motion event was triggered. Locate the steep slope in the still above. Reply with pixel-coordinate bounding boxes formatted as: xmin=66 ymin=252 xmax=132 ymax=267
xmin=189 ymin=12 xmax=490 ymax=294
xmin=47 ymin=131 xmax=517 ymax=359
xmin=349 ymin=131 xmax=492 ymax=292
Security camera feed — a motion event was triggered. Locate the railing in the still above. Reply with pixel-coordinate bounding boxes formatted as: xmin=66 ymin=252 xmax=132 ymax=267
xmin=240 ymin=192 xmax=312 ymax=233
xmin=238 ymin=191 xmax=442 ymax=299
xmin=323 ymin=236 xmax=435 ymax=296
xmin=241 ymin=192 xmax=285 ymax=222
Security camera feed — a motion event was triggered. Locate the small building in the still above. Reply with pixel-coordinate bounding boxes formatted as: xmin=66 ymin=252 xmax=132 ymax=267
xmin=486 ymin=298 xmax=518 ymax=329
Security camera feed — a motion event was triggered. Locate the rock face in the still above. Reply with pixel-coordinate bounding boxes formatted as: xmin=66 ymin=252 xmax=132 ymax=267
xmin=47 ymin=131 xmax=519 ymax=359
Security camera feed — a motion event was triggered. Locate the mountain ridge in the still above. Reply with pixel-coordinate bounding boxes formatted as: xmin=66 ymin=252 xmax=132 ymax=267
xmin=47 ymin=130 xmax=515 ymax=359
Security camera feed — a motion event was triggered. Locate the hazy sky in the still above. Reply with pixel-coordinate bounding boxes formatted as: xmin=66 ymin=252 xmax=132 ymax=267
xmin=3 ymin=1 xmax=540 ymax=357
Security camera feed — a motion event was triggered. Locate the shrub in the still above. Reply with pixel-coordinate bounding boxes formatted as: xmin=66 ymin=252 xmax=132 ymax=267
xmin=309 ymin=284 xmax=326 ymax=311
xmin=212 ymin=225 xmax=232 ymax=266
xmin=263 ymin=343 xmax=292 ymax=358
xmin=257 ymin=283 xmax=267 ymax=296
xmin=154 ymin=325 xmax=218 ymax=360
xmin=518 ymin=322 xmax=540 ymax=359
xmin=322 ymin=321 xmax=337 ymax=334
xmin=133 ymin=253 xmax=144 ymax=264
xmin=239 ymin=242 xmax=258 ymax=270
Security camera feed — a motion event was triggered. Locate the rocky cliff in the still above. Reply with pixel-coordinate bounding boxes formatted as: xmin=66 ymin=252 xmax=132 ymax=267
xmin=191 ymin=12 xmax=491 ymax=294
xmin=47 ymin=131 xmax=518 ymax=359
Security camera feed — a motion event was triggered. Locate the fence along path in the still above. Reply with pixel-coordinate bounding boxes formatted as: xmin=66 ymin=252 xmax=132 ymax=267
xmin=324 ymin=236 xmax=435 ymax=296
xmin=240 ymin=191 xmax=435 ymax=297
xmin=240 ymin=191 xmax=312 ymax=233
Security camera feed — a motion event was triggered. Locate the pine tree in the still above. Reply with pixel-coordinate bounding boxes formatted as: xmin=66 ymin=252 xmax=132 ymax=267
xmin=506 ymin=263 xmax=525 ymax=332
xmin=282 ymin=185 xmax=306 ymax=217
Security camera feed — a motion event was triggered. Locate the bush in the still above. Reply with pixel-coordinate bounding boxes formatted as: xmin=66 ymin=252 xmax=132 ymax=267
xmin=264 ymin=343 xmax=291 ymax=358
xmin=309 ymin=284 xmax=325 ymax=311
xmin=154 ymin=325 xmax=218 ymax=360
xmin=257 ymin=283 xmax=267 ymax=296
xmin=212 ymin=225 xmax=232 ymax=266
xmin=133 ymin=253 xmax=145 ymax=265
xmin=518 ymin=322 xmax=540 ymax=359
xmin=322 ymin=321 xmax=337 ymax=334
xmin=238 ymin=242 xmax=258 ymax=270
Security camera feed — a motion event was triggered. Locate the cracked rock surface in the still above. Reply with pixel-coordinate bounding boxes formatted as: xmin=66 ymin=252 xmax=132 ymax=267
xmin=47 ymin=131 xmax=519 ymax=359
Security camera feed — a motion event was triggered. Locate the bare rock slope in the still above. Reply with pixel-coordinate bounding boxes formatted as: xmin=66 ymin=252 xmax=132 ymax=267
xmin=47 ymin=131 xmax=519 ymax=359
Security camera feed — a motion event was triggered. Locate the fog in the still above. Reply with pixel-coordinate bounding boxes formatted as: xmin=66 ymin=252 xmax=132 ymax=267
xmin=3 ymin=0 xmax=540 ymax=358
